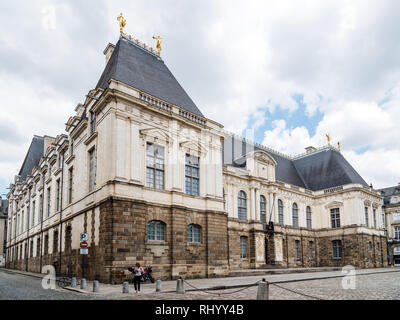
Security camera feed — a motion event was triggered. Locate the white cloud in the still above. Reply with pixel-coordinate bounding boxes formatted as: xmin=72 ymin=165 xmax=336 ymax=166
xmin=0 ymin=0 xmax=399 ymax=190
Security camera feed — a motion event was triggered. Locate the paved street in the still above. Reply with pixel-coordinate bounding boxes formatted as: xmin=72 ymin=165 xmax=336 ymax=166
xmin=1 ymin=267 xmax=400 ymax=300
xmin=0 ymin=268 xmax=98 ymax=300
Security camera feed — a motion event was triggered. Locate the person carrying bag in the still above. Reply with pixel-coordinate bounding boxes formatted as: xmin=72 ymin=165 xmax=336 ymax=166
xmin=133 ymin=262 xmax=144 ymax=293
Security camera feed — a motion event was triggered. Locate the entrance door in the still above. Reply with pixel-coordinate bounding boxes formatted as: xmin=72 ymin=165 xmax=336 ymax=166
xmin=394 ymin=256 xmax=400 ymax=267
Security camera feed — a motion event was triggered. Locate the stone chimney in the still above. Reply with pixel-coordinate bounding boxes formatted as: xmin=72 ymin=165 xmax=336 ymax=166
xmin=305 ymin=146 xmax=317 ymax=154
xmin=103 ymin=43 xmax=115 ymax=65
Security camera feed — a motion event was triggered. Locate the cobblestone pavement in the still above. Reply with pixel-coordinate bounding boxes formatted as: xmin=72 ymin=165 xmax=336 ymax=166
xmin=0 ymin=269 xmax=100 ymax=300
xmin=3 ymin=267 xmax=400 ymax=300
xmin=117 ymin=270 xmax=400 ymax=300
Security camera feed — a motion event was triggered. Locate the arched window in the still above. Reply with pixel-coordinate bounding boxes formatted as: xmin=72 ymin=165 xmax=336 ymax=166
xmin=306 ymin=206 xmax=312 ymax=230
xmin=260 ymin=195 xmax=267 ymax=223
xmin=292 ymin=203 xmax=299 ymax=228
xmin=238 ymin=191 xmax=247 ymax=222
xmin=187 ymin=224 xmax=201 ymax=243
xmin=147 ymin=220 xmax=166 ymax=241
xmin=278 ymin=199 xmax=284 ymax=225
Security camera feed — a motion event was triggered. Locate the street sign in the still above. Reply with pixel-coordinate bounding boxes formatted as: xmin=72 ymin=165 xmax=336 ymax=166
xmin=80 ymin=248 xmax=88 ymax=255
xmin=80 ymin=241 xmax=88 ymax=248
xmin=80 ymin=233 xmax=88 ymax=241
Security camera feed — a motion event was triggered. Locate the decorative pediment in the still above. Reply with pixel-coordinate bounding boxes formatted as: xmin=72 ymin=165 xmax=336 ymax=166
xmin=179 ymin=140 xmax=208 ymax=155
xmin=252 ymin=150 xmax=277 ymax=166
xmin=325 ymin=201 xmax=344 ymax=209
xmin=140 ymin=126 xmax=172 ymax=143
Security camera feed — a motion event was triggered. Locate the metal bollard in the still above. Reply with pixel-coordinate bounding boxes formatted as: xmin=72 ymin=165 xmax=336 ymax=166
xmin=156 ymin=280 xmax=162 ymax=292
xmin=71 ymin=277 xmax=77 ymax=288
xmin=80 ymin=278 xmax=87 ymax=290
xmin=93 ymin=280 xmax=99 ymax=292
xmin=256 ymin=279 xmax=269 ymax=300
xmin=122 ymin=281 xmax=129 ymax=293
xmin=176 ymin=278 xmax=185 ymax=294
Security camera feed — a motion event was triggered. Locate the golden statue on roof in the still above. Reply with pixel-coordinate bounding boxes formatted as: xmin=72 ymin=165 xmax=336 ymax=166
xmin=338 ymin=141 xmax=341 ymax=152
xmin=153 ymin=35 xmax=163 ymax=55
xmin=117 ymin=13 xmax=126 ymax=35
xmin=326 ymin=134 xmax=331 ymax=145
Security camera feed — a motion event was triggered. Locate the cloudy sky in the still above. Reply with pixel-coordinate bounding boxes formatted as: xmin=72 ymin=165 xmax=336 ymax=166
xmin=0 ymin=0 xmax=399 ymax=196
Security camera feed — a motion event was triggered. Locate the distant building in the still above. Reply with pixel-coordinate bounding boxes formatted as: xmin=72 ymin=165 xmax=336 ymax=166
xmin=379 ymin=185 xmax=400 ymax=266
xmin=5 ymin=32 xmax=388 ymax=283
xmin=0 ymin=196 xmax=9 ymax=266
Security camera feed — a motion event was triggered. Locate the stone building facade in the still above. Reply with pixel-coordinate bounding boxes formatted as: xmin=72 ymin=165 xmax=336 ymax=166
xmin=379 ymin=185 xmax=400 ymax=266
xmin=5 ymin=34 xmax=387 ymax=283
xmin=0 ymin=197 xmax=8 ymax=266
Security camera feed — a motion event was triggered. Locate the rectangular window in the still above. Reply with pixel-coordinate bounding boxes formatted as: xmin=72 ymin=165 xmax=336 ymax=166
xmin=330 ymin=208 xmax=340 ymax=228
xmin=68 ymin=167 xmax=73 ymax=204
xmin=146 ymin=143 xmax=165 ymax=190
xmin=365 ymin=207 xmax=369 ymax=227
xmin=309 ymin=241 xmax=314 ymax=260
xmin=39 ymin=195 xmax=43 ymax=221
xmin=332 ymin=240 xmax=342 ymax=259
xmin=382 ymin=214 xmax=385 ymax=228
xmin=70 ymin=139 xmax=74 ymax=156
xmin=89 ymin=149 xmax=96 ymax=192
xmin=90 ymin=111 xmax=96 ymax=135
xmin=240 ymin=236 xmax=247 ymax=259
xmin=295 ymin=240 xmax=300 ymax=261
xmin=56 ymin=179 xmax=60 ymax=211
xmin=47 ymin=187 xmax=51 ymax=217
xmin=395 ymin=227 xmax=400 ymax=241
xmin=185 ymin=154 xmax=200 ymax=196
xmin=32 ymin=201 xmax=35 ymax=226
xmin=373 ymin=209 xmax=376 ymax=228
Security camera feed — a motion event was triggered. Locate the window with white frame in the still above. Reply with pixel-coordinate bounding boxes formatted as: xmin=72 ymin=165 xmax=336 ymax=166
xmin=146 ymin=143 xmax=165 ymax=190
xmin=395 ymin=226 xmax=400 ymax=241
xmin=185 ymin=154 xmax=199 ymax=196
xmin=240 ymin=236 xmax=247 ymax=259
xmin=330 ymin=208 xmax=340 ymax=228
xmin=147 ymin=220 xmax=166 ymax=241
xmin=238 ymin=191 xmax=247 ymax=222
xmin=187 ymin=224 xmax=201 ymax=243
xmin=260 ymin=195 xmax=267 ymax=223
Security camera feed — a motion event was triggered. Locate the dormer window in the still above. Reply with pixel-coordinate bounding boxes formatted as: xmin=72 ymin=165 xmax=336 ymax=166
xmin=90 ymin=111 xmax=96 ymax=135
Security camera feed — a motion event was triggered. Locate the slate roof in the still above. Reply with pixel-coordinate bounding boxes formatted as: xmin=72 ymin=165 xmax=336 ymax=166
xmin=378 ymin=185 xmax=400 ymax=205
xmin=223 ymin=135 xmax=369 ymax=191
xmin=96 ymin=37 xmax=204 ymax=117
xmin=18 ymin=136 xmax=44 ymax=182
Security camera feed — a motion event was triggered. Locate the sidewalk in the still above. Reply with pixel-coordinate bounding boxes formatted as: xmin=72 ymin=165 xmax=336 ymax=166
xmin=4 ymin=266 xmax=400 ymax=300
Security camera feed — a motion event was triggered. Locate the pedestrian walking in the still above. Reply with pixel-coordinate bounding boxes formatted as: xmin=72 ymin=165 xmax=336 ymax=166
xmin=133 ymin=262 xmax=144 ymax=293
